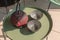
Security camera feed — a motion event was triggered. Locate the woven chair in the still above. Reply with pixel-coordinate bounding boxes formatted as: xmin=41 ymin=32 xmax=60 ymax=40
xmin=47 ymin=0 xmax=60 ymax=11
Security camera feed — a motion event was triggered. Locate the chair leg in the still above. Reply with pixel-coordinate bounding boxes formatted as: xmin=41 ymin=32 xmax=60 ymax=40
xmin=47 ymin=2 xmax=51 ymax=12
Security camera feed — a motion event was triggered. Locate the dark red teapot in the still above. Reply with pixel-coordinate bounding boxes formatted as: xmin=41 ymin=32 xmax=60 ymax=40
xmin=10 ymin=10 xmax=28 ymax=28
xmin=10 ymin=1 xmax=28 ymax=28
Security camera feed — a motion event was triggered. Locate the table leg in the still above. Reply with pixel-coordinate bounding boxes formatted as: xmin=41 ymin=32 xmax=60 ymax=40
xmin=2 ymin=29 xmax=6 ymax=40
xmin=46 ymin=37 xmax=48 ymax=40
xmin=47 ymin=2 xmax=51 ymax=12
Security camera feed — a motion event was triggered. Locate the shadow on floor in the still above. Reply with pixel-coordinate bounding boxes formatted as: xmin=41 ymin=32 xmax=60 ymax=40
xmin=0 ymin=0 xmax=20 ymax=7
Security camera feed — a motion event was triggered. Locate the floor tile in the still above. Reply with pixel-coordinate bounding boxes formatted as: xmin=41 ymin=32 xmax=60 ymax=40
xmin=48 ymin=31 xmax=60 ymax=40
xmin=0 ymin=38 xmax=4 ymax=40
xmin=49 ymin=9 xmax=60 ymax=32
xmin=0 ymin=26 xmax=3 ymax=35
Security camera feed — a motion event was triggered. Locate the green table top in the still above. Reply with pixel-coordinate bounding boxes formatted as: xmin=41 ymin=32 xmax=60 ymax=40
xmin=3 ymin=7 xmax=52 ymax=40
xmin=50 ymin=0 xmax=60 ymax=5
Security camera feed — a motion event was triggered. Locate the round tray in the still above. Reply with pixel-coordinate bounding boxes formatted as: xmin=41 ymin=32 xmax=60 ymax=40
xmin=3 ymin=7 xmax=52 ymax=40
xmin=50 ymin=0 xmax=60 ymax=5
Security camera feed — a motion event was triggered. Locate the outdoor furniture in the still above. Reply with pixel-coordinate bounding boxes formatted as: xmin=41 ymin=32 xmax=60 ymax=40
xmin=3 ymin=7 xmax=52 ymax=40
xmin=47 ymin=0 xmax=60 ymax=11
xmin=0 ymin=0 xmax=53 ymax=40
xmin=50 ymin=0 xmax=60 ymax=5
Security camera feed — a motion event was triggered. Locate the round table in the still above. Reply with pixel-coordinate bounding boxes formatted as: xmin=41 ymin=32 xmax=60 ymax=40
xmin=3 ymin=7 xmax=52 ymax=40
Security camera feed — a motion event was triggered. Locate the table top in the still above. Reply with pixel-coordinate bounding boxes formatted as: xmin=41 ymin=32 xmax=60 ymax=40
xmin=3 ymin=7 xmax=52 ymax=40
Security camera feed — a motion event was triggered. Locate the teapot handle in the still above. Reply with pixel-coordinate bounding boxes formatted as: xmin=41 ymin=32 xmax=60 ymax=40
xmin=16 ymin=0 xmax=21 ymax=11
